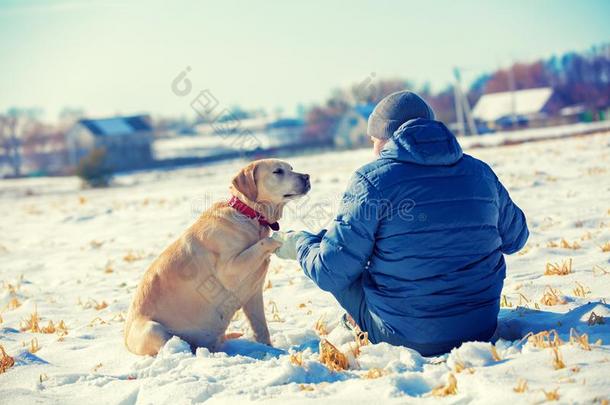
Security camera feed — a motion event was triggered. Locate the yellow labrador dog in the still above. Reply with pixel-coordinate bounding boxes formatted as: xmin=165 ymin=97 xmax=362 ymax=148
xmin=125 ymin=159 xmax=310 ymax=355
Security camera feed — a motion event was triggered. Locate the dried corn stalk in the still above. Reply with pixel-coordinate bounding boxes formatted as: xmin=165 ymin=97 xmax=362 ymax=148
xmin=319 ymin=339 xmax=348 ymax=371
xmin=362 ymin=368 xmax=385 ymax=379
xmin=572 ymin=281 xmax=591 ymax=298
xmin=314 ymin=315 xmax=328 ymax=336
xmin=500 ymin=295 xmax=513 ymax=308
xmin=540 ymin=287 xmax=566 ymax=306
xmin=123 ymin=250 xmax=143 ymax=262
xmin=587 ymin=311 xmax=605 ymax=326
xmin=544 ymin=388 xmax=560 ymax=401
xmin=7 ymin=297 xmax=21 ymax=310
xmin=569 ymin=329 xmax=591 ymax=351
xmin=429 ymin=373 xmax=458 ymax=397
xmin=513 ymin=379 xmax=528 ymax=393
xmin=25 ymin=338 xmax=40 ymax=353
xmin=560 ymin=239 xmax=580 ymax=250
xmin=490 ymin=345 xmax=502 ymax=361
xmin=290 ymin=352 xmax=303 ymax=366
xmin=522 ymin=329 xmax=563 ymax=349
xmin=544 ymin=259 xmax=573 ymax=275
xmin=552 ymin=347 xmax=565 ymax=370
xmin=20 ymin=308 xmax=41 ymax=332
xmin=0 ymin=345 xmax=14 ymax=374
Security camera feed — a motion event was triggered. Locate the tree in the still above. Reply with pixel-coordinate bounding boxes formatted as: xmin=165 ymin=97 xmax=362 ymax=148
xmin=0 ymin=108 xmax=40 ymax=177
xmin=75 ymin=148 xmax=113 ymax=187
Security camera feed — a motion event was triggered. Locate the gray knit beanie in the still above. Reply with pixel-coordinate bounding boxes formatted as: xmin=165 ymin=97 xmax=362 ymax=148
xmin=367 ymin=91 xmax=435 ymax=140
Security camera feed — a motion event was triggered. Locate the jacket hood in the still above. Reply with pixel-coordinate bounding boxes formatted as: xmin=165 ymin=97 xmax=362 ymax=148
xmin=379 ymin=118 xmax=463 ymax=166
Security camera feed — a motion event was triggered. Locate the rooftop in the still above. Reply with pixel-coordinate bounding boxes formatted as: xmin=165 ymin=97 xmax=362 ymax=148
xmin=472 ymin=87 xmax=553 ymax=121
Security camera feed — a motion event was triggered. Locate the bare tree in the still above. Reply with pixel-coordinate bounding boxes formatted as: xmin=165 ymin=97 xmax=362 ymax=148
xmin=0 ymin=108 xmax=40 ymax=177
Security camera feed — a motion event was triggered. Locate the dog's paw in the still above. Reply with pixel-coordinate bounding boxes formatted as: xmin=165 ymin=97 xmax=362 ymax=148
xmin=261 ymin=237 xmax=282 ymax=252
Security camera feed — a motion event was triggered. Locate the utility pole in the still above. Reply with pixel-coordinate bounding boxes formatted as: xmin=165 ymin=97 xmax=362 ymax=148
xmin=453 ymin=68 xmax=478 ymax=136
xmin=507 ymin=63 xmax=517 ymax=129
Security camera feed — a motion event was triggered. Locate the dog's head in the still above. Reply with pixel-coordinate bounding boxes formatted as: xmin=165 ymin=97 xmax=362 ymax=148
xmin=231 ymin=159 xmax=310 ymax=205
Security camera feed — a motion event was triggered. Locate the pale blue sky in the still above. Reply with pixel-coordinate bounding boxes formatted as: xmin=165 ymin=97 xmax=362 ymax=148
xmin=0 ymin=0 xmax=609 ymax=121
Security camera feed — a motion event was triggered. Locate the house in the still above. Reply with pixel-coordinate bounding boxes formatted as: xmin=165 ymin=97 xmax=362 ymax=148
xmin=334 ymin=104 xmax=375 ymax=148
xmin=66 ymin=115 xmax=154 ymax=171
xmin=265 ymin=118 xmax=304 ymax=145
xmin=472 ymin=87 xmax=558 ymax=129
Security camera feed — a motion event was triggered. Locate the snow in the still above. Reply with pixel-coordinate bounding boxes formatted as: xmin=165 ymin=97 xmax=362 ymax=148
xmin=1 ymin=130 xmax=610 ymax=404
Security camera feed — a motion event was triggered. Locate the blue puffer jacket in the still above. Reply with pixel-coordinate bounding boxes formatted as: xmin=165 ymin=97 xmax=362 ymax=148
xmin=296 ymin=118 xmax=528 ymax=355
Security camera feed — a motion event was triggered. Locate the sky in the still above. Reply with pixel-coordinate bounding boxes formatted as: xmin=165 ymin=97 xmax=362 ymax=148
xmin=0 ymin=0 xmax=609 ymax=122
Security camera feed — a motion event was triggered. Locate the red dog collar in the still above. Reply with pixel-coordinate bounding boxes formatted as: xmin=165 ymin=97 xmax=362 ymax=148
xmin=227 ymin=196 xmax=280 ymax=231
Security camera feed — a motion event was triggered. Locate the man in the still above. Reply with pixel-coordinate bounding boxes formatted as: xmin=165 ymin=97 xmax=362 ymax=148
xmin=274 ymin=91 xmax=528 ymax=356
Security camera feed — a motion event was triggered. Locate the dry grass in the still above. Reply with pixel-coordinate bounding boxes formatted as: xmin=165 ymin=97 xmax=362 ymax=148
xmin=544 ymin=388 xmax=560 ymax=401
xmin=452 ymin=354 xmax=475 ymax=374
xmin=24 ymin=338 xmax=40 ymax=353
xmin=490 ymin=345 xmax=502 ymax=361
xmin=41 ymin=320 xmax=69 ymax=337
xmin=20 ymin=308 xmax=41 ymax=332
xmin=0 ymin=345 xmax=15 ymax=374
xmin=500 ymin=294 xmax=513 ymax=308
xmin=314 ymin=315 xmax=328 ymax=336
xmin=572 ymin=281 xmax=591 ymax=298
xmin=544 ymin=259 xmax=573 ymax=276
xmin=88 ymin=317 xmax=107 ymax=327
xmin=290 ymin=352 xmax=303 ymax=367
xmin=587 ymin=311 xmax=605 ymax=326
xmin=299 ymin=384 xmax=314 ymax=391
xmin=7 ymin=297 xmax=21 ymax=310
xmin=79 ymin=298 xmax=109 ymax=311
xmin=268 ymin=300 xmax=284 ymax=323
xmin=600 ymin=242 xmax=610 ymax=252
xmin=569 ymin=329 xmax=592 ymax=351
xmin=429 ymin=373 xmax=458 ymax=397
xmin=19 ymin=308 xmax=68 ymax=338
xmin=319 ymin=339 xmax=349 ymax=371
xmin=560 ymin=239 xmax=581 ymax=250
xmin=513 ymin=379 xmax=528 ymax=393
xmin=264 ymin=280 xmax=273 ymax=290
xmin=522 ymin=329 xmax=563 ymax=349
xmin=540 ymin=287 xmax=567 ymax=306
xmin=552 ymin=347 xmax=566 ymax=370
xmin=581 ymin=231 xmax=594 ymax=241
xmin=362 ymin=368 xmax=385 ymax=379
xmin=123 ymin=250 xmax=144 ymax=263
xmin=103 ymin=261 xmax=114 ymax=274
xmin=547 ymin=240 xmax=580 ymax=250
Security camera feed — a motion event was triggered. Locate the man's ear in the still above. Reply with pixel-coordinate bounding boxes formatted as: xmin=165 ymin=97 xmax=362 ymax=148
xmin=232 ymin=162 xmax=258 ymax=201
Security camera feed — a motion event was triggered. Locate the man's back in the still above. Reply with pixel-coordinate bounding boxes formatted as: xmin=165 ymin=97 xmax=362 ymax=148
xmin=296 ymin=116 xmax=528 ymax=356
xmin=360 ymin=149 xmax=525 ymax=353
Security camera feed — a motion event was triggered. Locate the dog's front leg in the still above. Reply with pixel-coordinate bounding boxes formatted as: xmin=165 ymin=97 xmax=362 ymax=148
xmin=242 ymin=284 xmax=271 ymax=346
xmin=221 ymin=237 xmax=281 ymax=289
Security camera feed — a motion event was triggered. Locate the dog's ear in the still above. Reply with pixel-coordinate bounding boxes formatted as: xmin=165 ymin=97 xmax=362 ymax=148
xmin=232 ymin=162 xmax=258 ymax=201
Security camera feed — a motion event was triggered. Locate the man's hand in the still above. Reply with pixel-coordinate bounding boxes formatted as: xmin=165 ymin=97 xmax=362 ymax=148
xmin=271 ymin=231 xmax=300 ymax=260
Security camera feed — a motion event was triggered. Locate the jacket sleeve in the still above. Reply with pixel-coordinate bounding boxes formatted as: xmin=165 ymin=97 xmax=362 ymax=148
xmin=497 ymin=178 xmax=529 ymax=254
xmin=295 ymin=172 xmax=381 ymax=293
